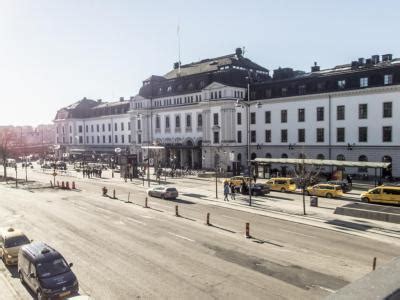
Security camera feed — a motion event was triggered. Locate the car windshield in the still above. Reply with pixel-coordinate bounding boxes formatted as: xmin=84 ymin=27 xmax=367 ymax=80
xmin=36 ymin=258 xmax=70 ymax=278
xmin=4 ymin=235 xmax=30 ymax=248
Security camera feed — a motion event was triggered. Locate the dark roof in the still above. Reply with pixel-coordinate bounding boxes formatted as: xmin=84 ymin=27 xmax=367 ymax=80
xmin=163 ymin=53 xmax=269 ymax=79
xmin=21 ymin=242 xmax=63 ymax=263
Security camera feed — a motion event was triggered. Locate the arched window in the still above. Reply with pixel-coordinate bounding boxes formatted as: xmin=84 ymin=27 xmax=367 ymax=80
xmin=155 ymin=116 xmax=160 ymax=129
xmin=317 ymin=154 xmax=325 ymax=160
xmin=175 ymin=115 xmax=180 ymax=128
xmin=265 ymin=153 xmax=272 ymax=158
xmin=358 ymin=155 xmax=368 ymax=173
xmin=251 ymin=153 xmax=257 ymax=160
xmin=197 ymin=114 xmax=202 ymax=127
xmin=186 ymin=115 xmax=191 ymax=128
xmin=298 ymin=153 xmax=306 ymax=159
xmin=237 ymin=153 xmax=242 ymax=162
xmin=165 ymin=116 xmax=170 ymax=129
xmin=281 ymin=153 xmax=288 ymax=158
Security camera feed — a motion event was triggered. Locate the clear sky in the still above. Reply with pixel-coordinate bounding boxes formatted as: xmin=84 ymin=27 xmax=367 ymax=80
xmin=0 ymin=0 xmax=399 ymax=126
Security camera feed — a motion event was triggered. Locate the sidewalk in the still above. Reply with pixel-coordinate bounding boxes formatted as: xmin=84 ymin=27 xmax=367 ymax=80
xmin=0 ymin=271 xmax=20 ymax=299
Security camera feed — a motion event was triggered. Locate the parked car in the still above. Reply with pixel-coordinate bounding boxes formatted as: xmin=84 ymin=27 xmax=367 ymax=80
xmin=248 ymin=183 xmax=270 ymax=196
xmin=147 ymin=186 xmax=179 ymax=199
xmin=306 ymin=184 xmax=343 ymax=198
xmin=226 ymin=176 xmax=252 ymax=189
xmin=361 ymin=185 xmax=400 ymax=204
xmin=18 ymin=242 xmax=79 ymax=300
xmin=327 ymin=180 xmax=352 ymax=193
xmin=0 ymin=228 xmax=31 ymax=266
xmin=265 ymin=178 xmax=297 ymax=192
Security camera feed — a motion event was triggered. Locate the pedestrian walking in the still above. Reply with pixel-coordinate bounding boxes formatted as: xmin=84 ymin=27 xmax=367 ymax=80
xmin=347 ymin=174 xmax=352 ymax=186
xmin=230 ymin=183 xmax=236 ymax=200
xmin=223 ymin=183 xmax=230 ymax=201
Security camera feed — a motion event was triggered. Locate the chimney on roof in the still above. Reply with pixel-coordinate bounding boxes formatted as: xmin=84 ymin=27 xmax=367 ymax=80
xmin=119 ymin=97 xmax=124 ymax=102
xmin=351 ymin=61 xmax=359 ymax=69
xmin=358 ymin=57 xmax=365 ymax=65
xmin=311 ymin=62 xmax=320 ymax=72
xmin=382 ymin=54 xmax=393 ymax=62
xmin=173 ymin=62 xmax=180 ymax=69
xmin=365 ymin=58 xmax=372 ymax=65
xmin=371 ymin=55 xmax=380 ymax=64
xmin=83 ymin=97 xmax=87 ymax=100
xmin=97 ymin=99 xmax=102 ymax=103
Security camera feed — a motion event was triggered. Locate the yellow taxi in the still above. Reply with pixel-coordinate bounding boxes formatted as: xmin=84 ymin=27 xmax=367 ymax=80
xmin=361 ymin=185 xmax=400 ymax=204
xmin=265 ymin=178 xmax=297 ymax=192
xmin=226 ymin=176 xmax=252 ymax=188
xmin=306 ymin=184 xmax=343 ymax=198
xmin=0 ymin=228 xmax=31 ymax=265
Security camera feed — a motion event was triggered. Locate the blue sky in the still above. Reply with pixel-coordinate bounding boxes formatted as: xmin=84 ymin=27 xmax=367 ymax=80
xmin=0 ymin=0 xmax=399 ymax=126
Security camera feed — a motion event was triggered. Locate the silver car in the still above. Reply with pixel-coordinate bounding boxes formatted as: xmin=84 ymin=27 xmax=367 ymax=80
xmin=147 ymin=186 xmax=178 ymax=199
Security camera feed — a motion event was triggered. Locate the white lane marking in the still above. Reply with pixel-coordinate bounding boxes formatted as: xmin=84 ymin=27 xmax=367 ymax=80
xmin=141 ymin=215 xmax=153 ymax=219
xmin=280 ymin=229 xmax=314 ymax=238
xmin=167 ymin=232 xmax=195 ymax=242
xmin=315 ymin=285 xmax=336 ymax=293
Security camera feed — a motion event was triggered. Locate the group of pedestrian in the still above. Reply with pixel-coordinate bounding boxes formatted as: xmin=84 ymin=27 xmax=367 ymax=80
xmin=83 ymin=168 xmax=102 ymax=178
xmin=223 ymin=181 xmax=236 ymax=201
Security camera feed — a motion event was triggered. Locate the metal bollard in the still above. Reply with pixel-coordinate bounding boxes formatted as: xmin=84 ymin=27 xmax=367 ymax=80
xmin=72 ymin=181 xmax=76 ymax=189
xmin=113 ymin=189 xmax=116 ymax=199
xmin=206 ymin=213 xmax=210 ymax=226
xmin=144 ymin=197 xmax=148 ymax=208
xmin=57 ymin=181 xmax=59 ymax=187
xmin=50 ymin=181 xmax=53 ymax=188
xmin=372 ymin=257 xmax=377 ymax=271
xmin=245 ymin=222 xmax=251 ymax=238
xmin=175 ymin=205 xmax=179 ymax=217
xmin=126 ymin=192 xmax=131 ymax=203
xmin=66 ymin=181 xmax=70 ymax=189
xmin=61 ymin=181 xmax=65 ymax=189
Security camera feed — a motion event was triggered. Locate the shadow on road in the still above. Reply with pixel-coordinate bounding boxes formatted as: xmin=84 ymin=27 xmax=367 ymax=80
xmin=5 ymin=265 xmax=18 ymax=278
xmin=326 ymin=219 xmax=372 ymax=231
xmin=166 ymin=198 xmax=195 ymax=205
xmin=209 ymin=224 xmax=236 ymax=234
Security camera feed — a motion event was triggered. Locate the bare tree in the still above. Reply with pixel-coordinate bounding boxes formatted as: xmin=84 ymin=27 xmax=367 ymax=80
xmin=0 ymin=129 xmax=15 ymax=181
xmin=294 ymin=153 xmax=322 ymax=215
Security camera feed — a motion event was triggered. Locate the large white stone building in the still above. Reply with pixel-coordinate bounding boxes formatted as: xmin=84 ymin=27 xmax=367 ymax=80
xmin=54 ymin=50 xmax=400 ymax=178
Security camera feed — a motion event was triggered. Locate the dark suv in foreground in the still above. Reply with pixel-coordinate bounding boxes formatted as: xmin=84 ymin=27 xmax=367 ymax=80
xmin=18 ymin=242 xmax=78 ymax=299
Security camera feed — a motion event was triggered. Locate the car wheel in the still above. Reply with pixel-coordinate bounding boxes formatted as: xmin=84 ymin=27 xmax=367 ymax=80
xmin=280 ymin=188 xmax=286 ymax=193
xmin=326 ymin=193 xmax=333 ymax=199
xmin=148 ymin=191 xmax=151 ymax=196
xmin=18 ymin=271 xmax=24 ymax=284
xmin=362 ymin=197 xmax=370 ymax=203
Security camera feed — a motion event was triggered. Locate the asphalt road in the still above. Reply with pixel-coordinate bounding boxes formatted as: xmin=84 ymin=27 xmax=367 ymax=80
xmin=0 ymin=167 xmax=400 ymax=299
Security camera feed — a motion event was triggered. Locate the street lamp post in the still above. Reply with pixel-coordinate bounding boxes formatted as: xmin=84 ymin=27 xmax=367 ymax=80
xmin=235 ymin=98 xmax=261 ymax=206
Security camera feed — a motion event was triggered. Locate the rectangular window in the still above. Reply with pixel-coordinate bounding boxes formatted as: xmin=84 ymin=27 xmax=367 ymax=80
xmin=137 ymin=120 xmax=141 ymax=130
xmin=237 ymin=131 xmax=242 ymax=143
xmin=298 ymin=85 xmax=306 ymax=95
xmin=78 ymin=125 xmax=83 ymax=133
xmin=114 ymin=123 xmax=118 ymax=131
xmin=114 ymin=135 xmax=118 ymax=143
xmin=128 ymin=135 xmax=131 ymax=143
xmin=359 ymin=104 xmax=368 ymax=119
xmin=298 ymin=129 xmax=305 ymax=143
xmin=281 ymin=87 xmax=287 ymax=97
xmin=86 ymin=136 xmax=89 ymax=144
xmin=316 ymin=107 xmax=324 ymax=121
xmin=298 ymin=108 xmax=305 ymax=122
xmin=360 ymin=77 xmax=368 ymax=87
xmin=383 ymin=126 xmax=392 ymax=142
xmin=103 ymin=136 xmax=106 ymax=143
xmin=237 ymin=112 xmax=242 ymax=125
xmin=138 ymin=134 xmax=141 ymax=144
xmin=121 ymin=135 xmax=125 ymax=143
xmin=337 ymin=80 xmax=346 ymax=89
xmin=337 ymin=128 xmax=345 ymax=142
xmin=384 ymin=74 xmax=393 ymax=85
xmin=281 ymin=129 xmax=288 ymax=143
xmin=108 ymin=135 xmax=111 ymax=143
xmin=128 ymin=122 xmax=131 ymax=130
xmin=250 ymin=112 xmax=256 ymax=124
xmin=102 ymin=124 xmax=105 ymax=132
xmin=337 ymin=105 xmax=345 ymax=120
xmin=213 ymin=131 xmax=219 ymax=143
xmin=383 ymin=102 xmax=392 ymax=118
xmin=79 ymin=136 xmax=83 ymax=144
xmin=91 ymin=125 xmax=94 ymax=132
xmin=316 ymin=128 xmax=324 ymax=142
xmin=250 ymin=130 xmax=256 ymax=143
xmin=96 ymin=124 xmax=99 ymax=132
xmin=121 ymin=123 xmax=124 ymax=131
xmin=213 ymin=113 xmax=219 ymax=125
xmin=91 ymin=136 xmax=94 ymax=143
xmin=281 ymin=110 xmax=287 ymax=123
xmin=108 ymin=123 xmax=111 ymax=131
xmin=358 ymin=127 xmax=368 ymax=142
xmin=97 ymin=136 xmax=100 ymax=143
xmin=265 ymin=111 xmax=271 ymax=124
xmin=265 ymin=130 xmax=271 ymax=143
xmin=85 ymin=125 xmax=88 ymax=133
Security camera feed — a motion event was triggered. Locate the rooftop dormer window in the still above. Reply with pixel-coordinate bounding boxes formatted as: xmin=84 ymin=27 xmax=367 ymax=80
xmin=167 ymin=86 xmax=172 ymax=92
xmin=360 ymin=77 xmax=368 ymax=88
xmin=188 ymin=82 xmax=194 ymax=90
xmin=199 ymin=81 xmax=205 ymax=89
xmin=337 ymin=80 xmax=346 ymax=89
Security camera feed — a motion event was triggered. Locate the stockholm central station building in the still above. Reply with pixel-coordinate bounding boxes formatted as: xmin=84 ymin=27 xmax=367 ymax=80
xmin=54 ymin=48 xmax=400 ymax=178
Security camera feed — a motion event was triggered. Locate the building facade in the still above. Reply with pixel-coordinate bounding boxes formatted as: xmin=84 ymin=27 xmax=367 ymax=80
xmin=54 ymin=50 xmax=400 ymax=177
